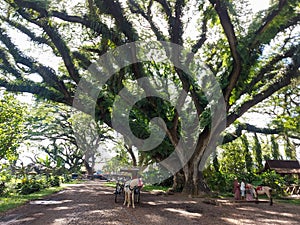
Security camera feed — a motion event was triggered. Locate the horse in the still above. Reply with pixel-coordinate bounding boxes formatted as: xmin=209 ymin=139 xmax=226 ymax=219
xmin=123 ymin=178 xmax=143 ymax=208
xmin=247 ymin=183 xmax=273 ymax=205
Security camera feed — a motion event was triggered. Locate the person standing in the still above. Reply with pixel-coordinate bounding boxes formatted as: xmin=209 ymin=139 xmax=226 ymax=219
xmin=240 ymin=179 xmax=246 ymax=200
xmin=233 ymin=178 xmax=241 ymax=200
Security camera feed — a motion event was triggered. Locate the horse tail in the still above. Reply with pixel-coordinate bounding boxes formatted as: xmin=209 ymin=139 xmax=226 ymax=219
xmin=268 ymin=187 xmax=273 ymax=206
xmin=254 ymin=188 xmax=258 ymax=200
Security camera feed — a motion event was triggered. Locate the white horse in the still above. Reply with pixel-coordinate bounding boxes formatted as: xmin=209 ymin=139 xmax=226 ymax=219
xmin=123 ymin=178 xmax=143 ymax=208
xmin=247 ymin=184 xmax=273 ymax=205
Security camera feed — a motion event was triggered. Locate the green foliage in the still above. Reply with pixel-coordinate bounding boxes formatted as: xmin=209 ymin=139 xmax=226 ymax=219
xmin=219 ymin=139 xmax=246 ymax=176
xmin=284 ymin=138 xmax=296 ymax=160
xmin=253 ymin=133 xmax=263 ymax=170
xmin=16 ymin=178 xmax=43 ymax=195
xmin=271 ymin=135 xmax=281 ymax=160
xmin=203 ymin=164 xmax=239 ymax=193
xmin=241 ymin=134 xmax=253 ymax=174
xmin=15 ymin=175 xmax=61 ymax=195
xmin=48 ymin=176 xmax=61 ymax=187
xmin=0 ymin=182 xmax=6 ymax=196
xmin=142 ymin=164 xmax=173 ymax=187
xmin=206 ymin=131 xmax=297 ymax=194
xmin=0 ymin=93 xmax=27 ymax=161
xmin=255 ymin=170 xmax=286 ymax=194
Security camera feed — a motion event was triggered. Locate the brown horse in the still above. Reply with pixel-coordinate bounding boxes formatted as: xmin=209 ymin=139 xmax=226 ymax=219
xmin=247 ymin=184 xmax=273 ymax=205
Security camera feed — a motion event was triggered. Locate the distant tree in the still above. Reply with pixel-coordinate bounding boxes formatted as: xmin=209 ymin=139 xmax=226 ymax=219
xmin=26 ymin=101 xmax=113 ymax=174
xmin=0 ymin=92 xmax=27 ymax=161
xmin=253 ymin=133 xmax=263 ymax=170
xmin=284 ymin=136 xmax=296 ymax=160
xmin=70 ymin=112 xmax=113 ymax=176
xmin=102 ymin=144 xmax=132 ymax=174
xmin=271 ymin=135 xmax=281 ymax=160
xmin=219 ymin=139 xmax=245 ymax=176
xmin=241 ymin=134 xmax=253 ymax=174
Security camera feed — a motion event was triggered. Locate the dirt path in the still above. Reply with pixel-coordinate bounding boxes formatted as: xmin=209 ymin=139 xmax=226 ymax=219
xmin=1 ymin=180 xmax=300 ymax=225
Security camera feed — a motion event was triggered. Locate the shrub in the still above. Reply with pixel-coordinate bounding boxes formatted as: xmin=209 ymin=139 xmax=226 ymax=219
xmin=49 ymin=176 xmax=60 ymax=187
xmin=0 ymin=182 xmax=6 ymax=196
xmin=259 ymin=170 xmax=286 ymax=194
xmin=16 ymin=178 xmax=43 ymax=195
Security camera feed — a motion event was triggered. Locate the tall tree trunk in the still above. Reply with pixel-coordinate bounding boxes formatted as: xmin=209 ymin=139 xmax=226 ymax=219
xmin=181 ymin=162 xmax=210 ymax=196
xmin=125 ymin=144 xmax=137 ymax=166
xmin=84 ymin=159 xmax=93 ymax=179
xmin=172 ymin=129 xmax=213 ymax=196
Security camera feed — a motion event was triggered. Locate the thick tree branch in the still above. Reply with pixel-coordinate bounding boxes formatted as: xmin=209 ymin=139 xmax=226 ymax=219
xmin=94 ymin=0 xmax=138 ymax=42
xmin=0 ymin=15 xmax=92 ymax=73
xmin=209 ymin=0 xmax=242 ymax=107
xmin=0 ymin=48 xmax=23 ymax=79
xmin=0 ymin=78 xmax=68 ymax=104
xmin=50 ymin=11 xmax=124 ymax=45
xmin=154 ymin=0 xmax=172 ymax=17
xmin=250 ymin=0 xmax=288 ymax=49
xmin=16 ymin=8 xmax=81 ymax=84
xmin=0 ymin=28 xmax=72 ymax=103
xmin=222 ymin=123 xmax=282 ymax=144
xmin=171 ymin=0 xmax=185 ymax=45
xmin=227 ymin=66 xmax=300 ymax=126
xmin=0 ymin=15 xmax=50 ymax=46
xmin=240 ymin=44 xmax=299 ymax=97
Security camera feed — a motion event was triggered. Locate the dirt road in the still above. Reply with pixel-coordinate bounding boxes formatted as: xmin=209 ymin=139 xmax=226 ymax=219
xmin=1 ymin=180 xmax=300 ymax=225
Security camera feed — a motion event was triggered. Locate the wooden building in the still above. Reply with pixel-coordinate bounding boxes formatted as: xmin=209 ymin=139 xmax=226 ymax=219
xmin=262 ymin=160 xmax=300 ymax=195
xmin=262 ymin=160 xmax=300 ymax=177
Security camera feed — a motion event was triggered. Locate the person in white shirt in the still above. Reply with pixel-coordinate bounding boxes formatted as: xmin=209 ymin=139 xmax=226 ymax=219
xmin=240 ymin=179 xmax=246 ymax=200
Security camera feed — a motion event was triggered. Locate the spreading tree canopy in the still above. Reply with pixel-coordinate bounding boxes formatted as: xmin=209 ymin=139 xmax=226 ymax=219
xmin=0 ymin=0 xmax=299 ymax=195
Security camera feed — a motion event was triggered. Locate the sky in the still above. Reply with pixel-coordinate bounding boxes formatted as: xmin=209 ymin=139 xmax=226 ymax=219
xmin=250 ymin=0 xmax=271 ymax=12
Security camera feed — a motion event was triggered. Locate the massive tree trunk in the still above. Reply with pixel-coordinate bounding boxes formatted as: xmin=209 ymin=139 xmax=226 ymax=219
xmin=170 ymin=128 xmax=215 ymax=196
xmin=84 ymin=159 xmax=94 ymax=179
xmin=182 ymin=169 xmax=210 ymax=196
xmin=172 ymin=162 xmax=210 ymax=196
xmin=181 ymin=160 xmax=211 ymax=196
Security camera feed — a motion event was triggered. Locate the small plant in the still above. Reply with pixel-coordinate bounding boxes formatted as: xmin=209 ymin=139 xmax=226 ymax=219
xmin=49 ymin=176 xmax=60 ymax=187
xmin=16 ymin=178 xmax=43 ymax=195
xmin=0 ymin=182 xmax=6 ymax=196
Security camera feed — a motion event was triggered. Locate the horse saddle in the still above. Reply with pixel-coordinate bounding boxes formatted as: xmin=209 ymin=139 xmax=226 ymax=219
xmin=256 ymin=186 xmax=263 ymax=191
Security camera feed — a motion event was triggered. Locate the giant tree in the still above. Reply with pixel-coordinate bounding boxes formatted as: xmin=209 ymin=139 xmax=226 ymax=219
xmin=0 ymin=0 xmax=299 ymax=195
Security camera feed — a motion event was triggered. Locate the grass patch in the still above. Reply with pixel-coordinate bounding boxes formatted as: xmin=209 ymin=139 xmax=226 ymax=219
xmin=142 ymin=185 xmax=170 ymax=192
xmin=276 ymin=197 xmax=300 ymax=205
xmin=215 ymin=192 xmax=234 ymax=198
xmin=0 ymin=185 xmax=67 ymax=213
xmin=104 ymin=182 xmax=116 ymax=188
